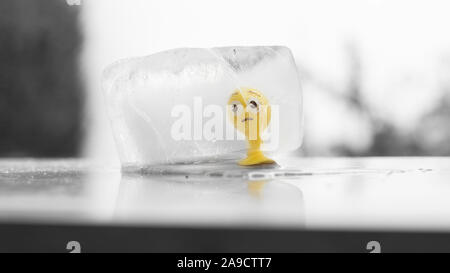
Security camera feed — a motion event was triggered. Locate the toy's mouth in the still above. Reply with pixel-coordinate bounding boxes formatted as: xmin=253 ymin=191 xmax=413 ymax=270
xmin=241 ymin=117 xmax=253 ymax=122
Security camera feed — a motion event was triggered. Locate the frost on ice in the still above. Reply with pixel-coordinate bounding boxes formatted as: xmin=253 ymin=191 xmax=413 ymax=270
xmin=102 ymin=46 xmax=303 ymax=166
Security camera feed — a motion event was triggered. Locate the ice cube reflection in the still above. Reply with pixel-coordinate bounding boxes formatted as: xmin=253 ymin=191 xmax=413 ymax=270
xmin=114 ymin=174 xmax=305 ymax=227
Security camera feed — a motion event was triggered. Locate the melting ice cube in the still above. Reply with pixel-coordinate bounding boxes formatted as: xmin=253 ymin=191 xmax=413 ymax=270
xmin=103 ymin=46 xmax=303 ymax=166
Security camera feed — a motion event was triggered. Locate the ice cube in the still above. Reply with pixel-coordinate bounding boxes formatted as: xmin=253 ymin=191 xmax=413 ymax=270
xmin=102 ymin=46 xmax=303 ymax=166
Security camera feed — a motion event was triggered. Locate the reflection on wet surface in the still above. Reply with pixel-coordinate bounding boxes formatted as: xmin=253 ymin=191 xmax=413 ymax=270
xmin=114 ymin=173 xmax=305 ymax=227
xmin=0 ymin=157 xmax=450 ymax=231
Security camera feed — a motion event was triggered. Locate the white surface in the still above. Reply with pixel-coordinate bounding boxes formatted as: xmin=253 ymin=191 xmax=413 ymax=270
xmin=0 ymin=157 xmax=450 ymax=231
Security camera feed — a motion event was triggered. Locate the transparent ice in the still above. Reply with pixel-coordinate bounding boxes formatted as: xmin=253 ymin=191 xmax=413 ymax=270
xmin=102 ymin=46 xmax=303 ymax=166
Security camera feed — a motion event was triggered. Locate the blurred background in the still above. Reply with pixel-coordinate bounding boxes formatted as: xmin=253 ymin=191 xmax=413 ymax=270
xmin=1 ymin=0 xmax=450 ymax=164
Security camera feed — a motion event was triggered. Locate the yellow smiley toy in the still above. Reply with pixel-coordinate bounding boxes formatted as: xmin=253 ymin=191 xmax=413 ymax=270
xmin=228 ymin=88 xmax=276 ymax=166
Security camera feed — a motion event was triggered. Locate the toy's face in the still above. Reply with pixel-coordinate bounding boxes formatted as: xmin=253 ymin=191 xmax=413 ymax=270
xmin=227 ymin=88 xmax=271 ymax=140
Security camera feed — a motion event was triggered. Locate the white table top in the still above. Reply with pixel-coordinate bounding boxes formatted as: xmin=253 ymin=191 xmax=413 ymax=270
xmin=0 ymin=157 xmax=449 ymax=232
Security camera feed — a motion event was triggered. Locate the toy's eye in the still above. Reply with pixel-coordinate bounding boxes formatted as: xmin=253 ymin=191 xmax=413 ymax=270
xmin=230 ymin=101 xmax=243 ymax=115
xmin=247 ymin=99 xmax=259 ymax=113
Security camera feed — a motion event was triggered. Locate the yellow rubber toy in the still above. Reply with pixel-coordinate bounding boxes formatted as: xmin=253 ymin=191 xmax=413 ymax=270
xmin=227 ymin=88 xmax=276 ymax=166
